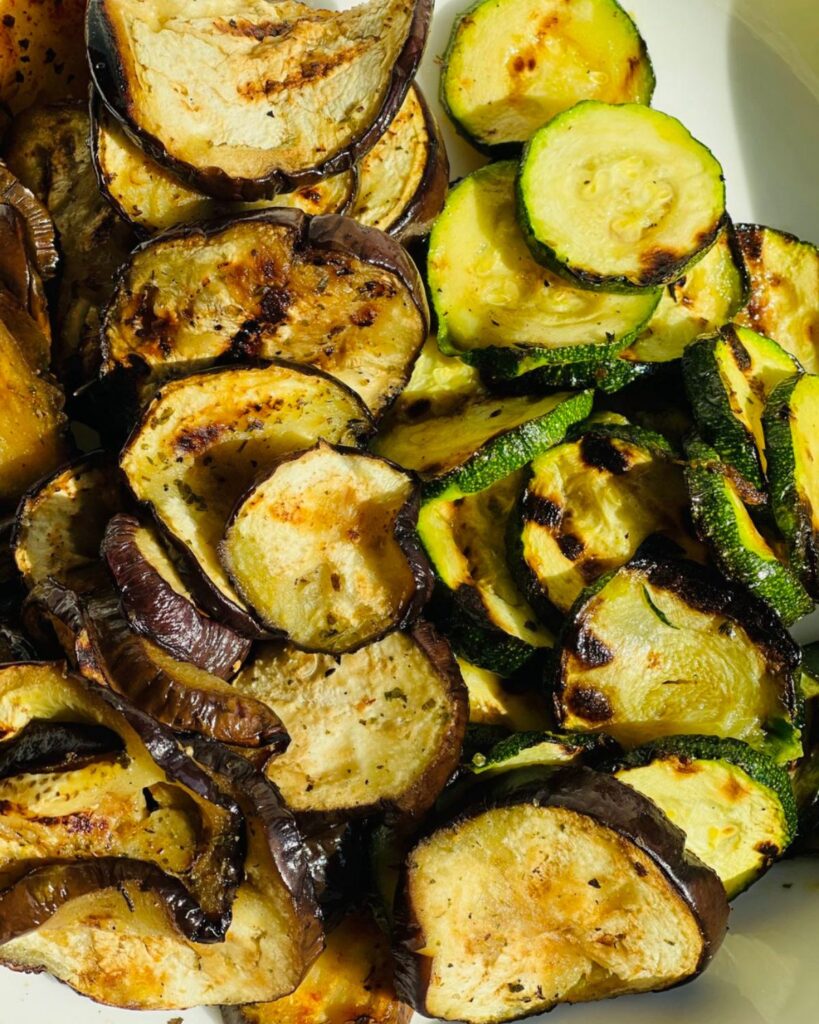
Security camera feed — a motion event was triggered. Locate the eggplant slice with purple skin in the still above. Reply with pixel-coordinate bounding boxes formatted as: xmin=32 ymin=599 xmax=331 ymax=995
xmin=103 ymin=513 xmax=251 ymax=679
xmin=220 ymin=442 xmax=432 ymax=654
xmin=87 ymin=0 xmax=432 ymax=201
xmin=229 ymin=623 xmax=468 ymax=820
xmin=0 ymin=203 xmax=51 ymax=346
xmin=119 ymin=360 xmax=373 ymax=636
xmin=100 ymin=209 xmax=428 ymax=418
xmin=0 ymin=161 xmax=59 ymax=280
xmin=0 ymin=664 xmax=324 ymax=1010
xmin=392 ymin=766 xmax=729 ymax=1023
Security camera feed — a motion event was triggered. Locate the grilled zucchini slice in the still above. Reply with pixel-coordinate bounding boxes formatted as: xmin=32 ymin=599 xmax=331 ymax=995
xmin=613 ymin=736 xmax=797 ymax=899
xmin=470 ymin=731 xmax=608 ymax=776
xmin=373 ymin=388 xmax=592 ymax=500
xmin=683 ymin=325 xmax=800 ymax=489
xmin=514 ymin=425 xmax=698 ymax=618
xmin=119 ymin=362 xmax=372 ymax=636
xmin=101 ymin=210 xmax=428 ymax=418
xmin=221 ymin=443 xmax=430 ymax=654
xmin=457 ymin=657 xmax=551 ymax=731
xmin=441 ymin=0 xmax=653 ymax=150
xmin=393 ymin=767 xmax=728 ymax=1023
xmin=518 ymin=102 xmax=726 ymax=291
xmin=427 ymin=162 xmax=660 ymax=388
xmin=552 ymin=554 xmax=802 ymax=762
xmin=684 ymin=437 xmax=812 ymax=624
xmin=735 ymin=224 xmax=819 ymax=373
xmin=230 ymin=625 xmax=467 ymax=819
xmin=763 ymin=372 xmax=819 ymax=596
xmin=419 ymin=470 xmax=551 ymax=649
xmin=87 ymin=0 xmax=430 ymax=199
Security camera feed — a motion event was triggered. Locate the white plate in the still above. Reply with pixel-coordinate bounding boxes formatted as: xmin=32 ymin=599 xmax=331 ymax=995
xmin=5 ymin=0 xmax=819 ymax=1021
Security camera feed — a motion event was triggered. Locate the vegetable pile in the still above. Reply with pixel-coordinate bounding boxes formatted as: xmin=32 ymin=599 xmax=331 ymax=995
xmin=0 ymin=0 xmax=816 ymax=1021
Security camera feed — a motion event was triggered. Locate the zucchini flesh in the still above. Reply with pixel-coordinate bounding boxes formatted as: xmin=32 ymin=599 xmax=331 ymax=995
xmin=418 ymin=470 xmax=551 ymax=649
xmin=735 ymin=224 xmax=819 ymax=373
xmin=427 ymin=162 xmax=659 ymax=385
xmin=518 ymin=102 xmax=726 ymax=291
xmin=554 ymin=556 xmax=802 ymax=762
xmin=614 ymin=735 xmax=797 ymax=899
xmin=372 ymin=388 xmax=593 ymax=500
xmin=517 ymin=430 xmax=698 ymax=616
xmin=230 ymin=627 xmax=467 ymax=818
xmin=685 ymin=438 xmax=812 ymax=625
xmin=683 ymin=325 xmax=799 ymax=489
xmin=441 ymin=0 xmax=653 ymax=149
xmin=221 ymin=443 xmax=428 ymax=653
xmin=456 ymin=658 xmax=551 ymax=731
xmin=119 ymin=363 xmax=371 ymax=634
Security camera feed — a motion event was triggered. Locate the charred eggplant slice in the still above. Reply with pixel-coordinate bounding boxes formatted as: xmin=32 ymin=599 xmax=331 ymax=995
xmin=613 ymin=736 xmax=797 ymax=898
xmin=101 ymin=210 xmax=427 ymax=417
xmin=222 ymin=910 xmax=410 ymax=1024
xmin=119 ymin=361 xmax=372 ymax=635
xmin=221 ymin=443 xmax=431 ymax=654
xmin=0 ymin=202 xmax=51 ymax=342
xmin=552 ymin=555 xmax=802 ymax=762
xmin=393 ymin=766 xmax=728 ymax=1022
xmin=0 ymin=162 xmax=59 ymax=280
xmin=103 ymin=514 xmax=251 ymax=678
xmin=87 ymin=0 xmax=431 ymax=199
xmin=230 ymin=625 xmax=468 ymax=819
xmin=350 ymin=86 xmax=448 ymax=241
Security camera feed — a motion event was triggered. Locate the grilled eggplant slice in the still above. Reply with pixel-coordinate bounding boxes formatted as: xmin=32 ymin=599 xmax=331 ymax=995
xmin=373 ymin=388 xmax=592 ymax=500
xmin=350 ymin=86 xmax=448 ymax=241
xmin=221 ymin=443 xmax=430 ymax=654
xmin=119 ymin=361 xmax=372 ymax=635
xmin=101 ymin=210 xmax=427 ymax=416
xmin=763 ymin=372 xmax=819 ymax=596
xmin=230 ymin=624 xmax=467 ymax=819
xmin=222 ymin=910 xmax=410 ymax=1024
xmin=393 ymin=766 xmax=728 ymax=1022
xmin=457 ymin=658 xmax=551 ymax=731
xmin=13 ymin=452 xmax=125 ymax=593
xmin=552 ymin=554 xmax=802 ymax=762
xmin=518 ymin=103 xmax=726 ymax=292
xmin=613 ymin=736 xmax=797 ymax=899
xmin=684 ymin=437 xmax=812 ymax=624
xmin=427 ymin=163 xmax=660 ymax=389
xmin=92 ymin=97 xmax=357 ymax=235
xmin=4 ymin=103 xmax=135 ymax=386
xmin=735 ymin=224 xmax=819 ymax=373
xmin=87 ymin=0 xmax=431 ymax=199
xmin=0 ymin=161 xmax=58 ymax=279
xmin=682 ymin=325 xmax=800 ymax=489
xmin=0 ymin=202 xmax=50 ymax=341
xmin=513 ymin=425 xmax=699 ymax=619
xmin=103 ymin=513 xmax=251 ymax=678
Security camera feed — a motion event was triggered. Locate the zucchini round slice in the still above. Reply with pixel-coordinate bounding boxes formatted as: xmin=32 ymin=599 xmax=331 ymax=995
xmin=221 ymin=443 xmax=430 ymax=653
xmin=735 ymin=224 xmax=819 ymax=373
xmin=230 ymin=625 xmax=467 ymax=819
xmin=613 ymin=736 xmax=797 ymax=899
xmin=373 ymin=388 xmax=593 ymax=500
xmin=119 ymin=361 xmax=372 ymax=636
xmin=393 ymin=767 xmax=728 ymax=1022
xmin=518 ymin=102 xmax=727 ymax=292
xmin=514 ymin=426 xmax=699 ymax=618
xmin=683 ymin=325 xmax=800 ymax=489
xmin=427 ymin=162 xmax=660 ymax=387
xmin=441 ymin=0 xmax=653 ymax=150
xmin=763 ymin=372 xmax=819 ymax=597
xmin=552 ymin=554 xmax=803 ymax=763
xmin=685 ymin=437 xmax=812 ymax=625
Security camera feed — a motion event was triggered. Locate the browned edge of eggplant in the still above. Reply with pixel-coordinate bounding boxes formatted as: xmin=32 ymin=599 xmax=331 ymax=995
xmin=0 ymin=161 xmax=59 ymax=279
xmin=219 ymin=441 xmax=434 ymax=654
xmin=102 ymin=512 xmax=252 ymax=678
xmin=0 ymin=718 xmax=123 ymax=778
xmin=86 ymin=0 xmax=434 ymax=201
xmin=392 ymin=765 xmax=730 ymax=1017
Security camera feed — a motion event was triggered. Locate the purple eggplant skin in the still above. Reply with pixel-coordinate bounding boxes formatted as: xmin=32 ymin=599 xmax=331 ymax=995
xmin=86 ymin=0 xmax=433 ymax=201
xmin=0 ymin=719 xmax=123 ymax=779
xmin=0 ymin=162 xmax=59 ymax=279
xmin=392 ymin=766 xmax=730 ymax=1018
xmin=102 ymin=513 xmax=252 ymax=679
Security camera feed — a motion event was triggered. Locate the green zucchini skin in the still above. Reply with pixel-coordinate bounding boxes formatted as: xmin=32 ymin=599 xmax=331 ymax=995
xmin=684 ymin=436 xmax=813 ymax=625
xmin=682 ymin=325 xmax=800 ymax=490
xmin=470 ymin=729 xmax=617 ymax=776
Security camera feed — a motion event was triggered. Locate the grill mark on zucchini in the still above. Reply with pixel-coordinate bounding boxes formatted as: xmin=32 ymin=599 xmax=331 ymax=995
xmin=579 ymin=433 xmax=632 ymax=474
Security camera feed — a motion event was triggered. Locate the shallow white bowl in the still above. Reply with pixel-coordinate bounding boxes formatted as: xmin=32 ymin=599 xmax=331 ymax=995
xmin=4 ymin=0 xmax=819 ymax=1020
